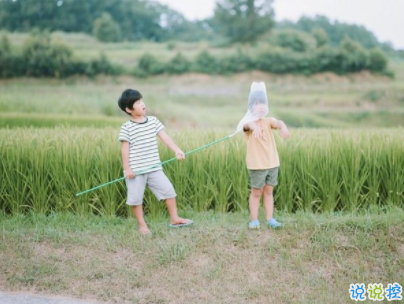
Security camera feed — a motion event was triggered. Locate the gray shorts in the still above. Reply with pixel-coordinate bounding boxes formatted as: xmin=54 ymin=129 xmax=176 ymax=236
xmin=125 ymin=170 xmax=176 ymax=206
xmin=248 ymin=167 xmax=279 ymax=189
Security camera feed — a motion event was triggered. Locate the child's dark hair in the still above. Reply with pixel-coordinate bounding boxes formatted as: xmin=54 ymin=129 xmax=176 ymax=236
xmin=118 ymin=89 xmax=143 ymax=114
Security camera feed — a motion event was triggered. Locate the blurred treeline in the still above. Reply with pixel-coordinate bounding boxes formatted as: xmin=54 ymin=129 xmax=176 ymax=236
xmin=0 ymin=0 xmax=400 ymax=78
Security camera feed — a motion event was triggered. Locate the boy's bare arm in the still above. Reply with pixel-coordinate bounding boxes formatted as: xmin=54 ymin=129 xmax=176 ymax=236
xmin=270 ymin=119 xmax=290 ymax=139
xmin=121 ymin=141 xmax=135 ymax=178
xmin=157 ymin=130 xmax=185 ymax=160
xmin=244 ymin=122 xmax=263 ymax=139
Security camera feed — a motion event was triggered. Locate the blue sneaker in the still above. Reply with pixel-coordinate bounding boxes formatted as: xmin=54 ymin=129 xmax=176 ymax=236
xmin=248 ymin=219 xmax=260 ymax=229
xmin=268 ymin=218 xmax=282 ymax=229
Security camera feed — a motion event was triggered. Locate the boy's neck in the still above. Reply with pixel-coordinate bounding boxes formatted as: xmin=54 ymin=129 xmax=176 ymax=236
xmin=130 ymin=115 xmax=146 ymax=123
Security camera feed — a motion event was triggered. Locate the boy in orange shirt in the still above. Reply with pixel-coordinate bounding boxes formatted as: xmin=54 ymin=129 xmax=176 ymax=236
xmin=242 ymin=83 xmax=290 ymax=229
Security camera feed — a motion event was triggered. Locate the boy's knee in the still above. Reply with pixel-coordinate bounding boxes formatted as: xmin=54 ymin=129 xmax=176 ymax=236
xmin=264 ymin=189 xmax=273 ymax=196
xmin=263 ymin=186 xmax=273 ymax=196
xmin=251 ymin=188 xmax=264 ymax=197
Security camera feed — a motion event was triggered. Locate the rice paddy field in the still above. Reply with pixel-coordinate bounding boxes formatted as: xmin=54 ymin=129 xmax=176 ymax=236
xmin=0 ymin=128 xmax=403 ymax=217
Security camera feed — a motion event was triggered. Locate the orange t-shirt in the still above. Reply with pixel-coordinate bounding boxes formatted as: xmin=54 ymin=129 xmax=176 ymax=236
xmin=244 ymin=117 xmax=280 ymax=170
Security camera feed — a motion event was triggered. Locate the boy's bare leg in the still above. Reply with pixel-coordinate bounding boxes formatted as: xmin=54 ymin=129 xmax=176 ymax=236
xmin=263 ymin=184 xmax=274 ymax=220
xmin=131 ymin=205 xmax=151 ymax=234
xmin=165 ymin=197 xmax=192 ymax=224
xmin=249 ymin=187 xmax=263 ymax=221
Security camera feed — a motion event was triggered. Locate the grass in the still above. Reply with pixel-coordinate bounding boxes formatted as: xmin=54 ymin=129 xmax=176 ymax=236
xmin=1 ymin=70 xmax=404 ymax=129
xmin=1 ymin=209 xmax=403 ymax=303
xmin=0 ymin=112 xmax=125 ymax=129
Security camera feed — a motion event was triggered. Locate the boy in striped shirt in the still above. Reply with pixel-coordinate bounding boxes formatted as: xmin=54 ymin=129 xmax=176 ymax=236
xmin=118 ymin=89 xmax=193 ymax=235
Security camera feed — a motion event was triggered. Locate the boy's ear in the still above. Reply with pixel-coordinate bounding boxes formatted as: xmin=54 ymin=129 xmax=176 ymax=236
xmin=125 ymin=107 xmax=132 ymax=114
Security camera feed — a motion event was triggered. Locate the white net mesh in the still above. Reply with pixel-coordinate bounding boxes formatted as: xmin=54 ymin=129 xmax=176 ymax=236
xmin=234 ymin=82 xmax=269 ymax=134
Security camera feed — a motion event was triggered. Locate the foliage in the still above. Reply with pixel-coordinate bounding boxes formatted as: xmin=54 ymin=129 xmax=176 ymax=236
xmin=165 ymin=53 xmax=191 ymax=74
xmin=22 ymin=33 xmax=75 ymax=77
xmin=0 ymin=31 xmax=117 ymax=78
xmin=269 ymin=29 xmax=316 ymax=52
xmin=0 ymin=0 xmax=215 ymax=42
xmin=86 ymin=53 xmax=119 ymax=77
xmin=311 ymin=27 xmax=329 ymax=48
xmin=255 ymin=47 xmax=316 ymax=75
xmin=0 ymin=30 xmax=391 ymax=79
xmin=134 ymin=54 xmax=165 ymax=77
xmin=219 ymin=50 xmax=254 ymax=73
xmin=339 ymin=37 xmax=370 ymax=73
xmin=278 ymin=15 xmax=380 ymax=49
xmin=93 ymin=13 xmax=122 ymax=43
xmin=193 ymin=50 xmax=220 ymax=74
xmin=213 ymin=0 xmax=275 ymax=43
xmin=368 ymin=48 xmax=388 ymax=72
xmin=0 ymin=31 xmax=24 ymax=77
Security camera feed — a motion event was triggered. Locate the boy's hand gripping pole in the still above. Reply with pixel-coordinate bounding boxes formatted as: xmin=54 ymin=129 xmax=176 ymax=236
xmin=75 ymin=132 xmax=239 ymax=197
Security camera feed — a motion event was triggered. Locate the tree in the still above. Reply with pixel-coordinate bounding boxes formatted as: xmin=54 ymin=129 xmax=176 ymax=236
xmin=271 ymin=29 xmax=316 ymax=52
xmin=368 ymin=48 xmax=388 ymax=72
xmin=93 ymin=13 xmax=121 ymax=42
xmin=213 ymin=0 xmax=275 ymax=43
xmin=296 ymin=16 xmax=379 ymax=48
xmin=312 ymin=28 xmax=329 ymax=47
xmin=339 ymin=37 xmax=370 ymax=72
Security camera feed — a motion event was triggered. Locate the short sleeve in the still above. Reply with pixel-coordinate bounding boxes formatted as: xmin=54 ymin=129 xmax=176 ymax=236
xmin=154 ymin=117 xmax=165 ymax=134
xmin=119 ymin=123 xmax=131 ymax=143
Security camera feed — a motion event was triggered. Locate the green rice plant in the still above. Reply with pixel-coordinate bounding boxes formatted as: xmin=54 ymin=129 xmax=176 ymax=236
xmin=312 ymin=132 xmax=343 ymax=212
xmin=293 ymin=140 xmax=320 ymax=212
xmin=363 ymin=144 xmax=383 ymax=209
xmin=1 ymin=133 xmax=31 ymax=215
xmin=379 ymin=135 xmax=404 ymax=207
xmin=339 ymin=132 xmax=369 ymax=212
xmin=1 ymin=128 xmax=403 ymax=216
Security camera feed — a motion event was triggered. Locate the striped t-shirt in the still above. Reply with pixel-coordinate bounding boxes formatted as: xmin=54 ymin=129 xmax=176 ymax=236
xmin=119 ymin=116 xmax=165 ymax=175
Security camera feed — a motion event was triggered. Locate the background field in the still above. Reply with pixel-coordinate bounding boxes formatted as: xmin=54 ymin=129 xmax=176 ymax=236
xmin=1 ymin=32 xmax=404 ymax=304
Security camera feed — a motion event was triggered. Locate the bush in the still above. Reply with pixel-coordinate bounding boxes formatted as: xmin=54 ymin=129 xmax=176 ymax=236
xmin=166 ymin=53 xmax=190 ymax=74
xmin=193 ymin=51 xmax=219 ymax=74
xmin=0 ymin=31 xmax=11 ymax=54
xmin=256 ymin=47 xmax=316 ymax=75
xmin=270 ymin=29 xmax=316 ymax=52
xmin=312 ymin=28 xmax=329 ymax=48
xmin=134 ymin=54 xmax=165 ymax=77
xmin=338 ymin=37 xmax=370 ymax=73
xmin=85 ymin=53 xmax=118 ymax=77
xmin=22 ymin=33 xmax=76 ymax=77
xmin=314 ymin=46 xmax=340 ymax=73
xmin=0 ymin=32 xmax=122 ymax=78
xmin=0 ymin=32 xmax=24 ymax=77
xmin=93 ymin=13 xmax=122 ymax=43
xmin=368 ymin=48 xmax=388 ymax=72
xmin=218 ymin=50 xmax=253 ymax=73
